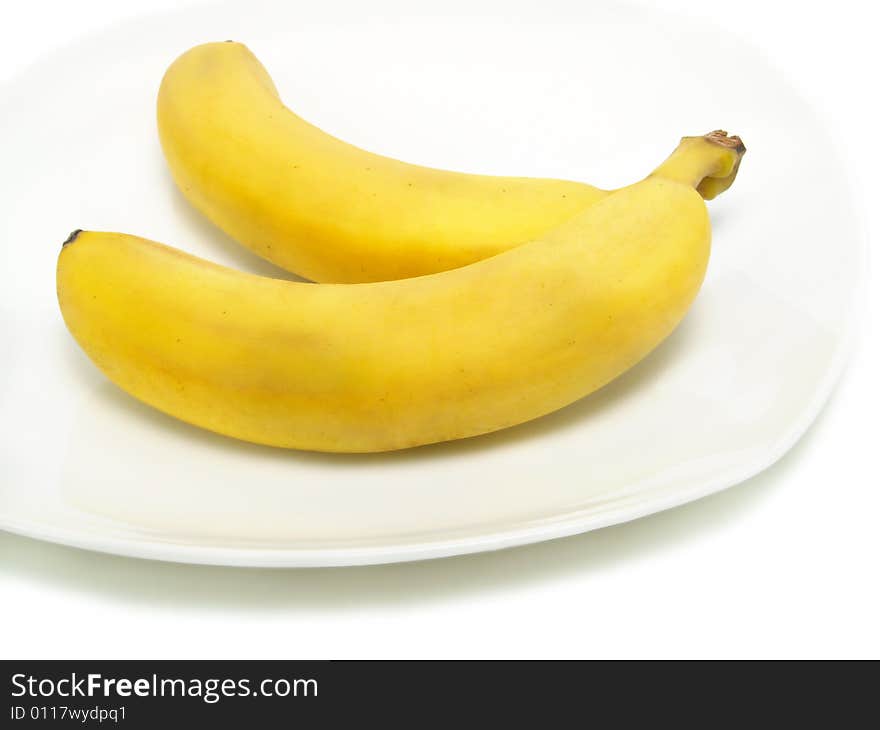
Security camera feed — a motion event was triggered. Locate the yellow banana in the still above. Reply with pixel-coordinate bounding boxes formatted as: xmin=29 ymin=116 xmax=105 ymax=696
xmin=158 ymin=41 xmax=742 ymax=283
xmin=57 ymin=136 xmax=743 ymax=453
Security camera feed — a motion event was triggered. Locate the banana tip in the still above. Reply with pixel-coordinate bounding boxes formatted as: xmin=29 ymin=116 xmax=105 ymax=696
xmin=62 ymin=229 xmax=83 ymax=248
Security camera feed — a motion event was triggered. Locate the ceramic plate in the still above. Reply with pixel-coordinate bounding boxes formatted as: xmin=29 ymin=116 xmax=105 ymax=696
xmin=0 ymin=0 xmax=863 ymax=566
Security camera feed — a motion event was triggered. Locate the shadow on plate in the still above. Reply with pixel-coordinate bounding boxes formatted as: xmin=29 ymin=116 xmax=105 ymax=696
xmin=0 ymin=398 xmax=831 ymax=612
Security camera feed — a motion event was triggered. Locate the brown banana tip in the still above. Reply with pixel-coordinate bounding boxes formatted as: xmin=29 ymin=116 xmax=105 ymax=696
xmin=705 ymin=129 xmax=746 ymax=154
xmin=61 ymin=229 xmax=83 ymax=248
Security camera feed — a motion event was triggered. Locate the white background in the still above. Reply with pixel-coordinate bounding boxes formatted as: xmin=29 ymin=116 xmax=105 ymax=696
xmin=1 ymin=0 xmax=877 ymax=659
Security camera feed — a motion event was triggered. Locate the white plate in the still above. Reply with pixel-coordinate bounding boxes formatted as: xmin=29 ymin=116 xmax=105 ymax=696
xmin=0 ymin=0 xmax=863 ymax=567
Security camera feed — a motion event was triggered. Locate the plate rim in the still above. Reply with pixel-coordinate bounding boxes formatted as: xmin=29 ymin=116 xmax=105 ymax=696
xmin=0 ymin=329 xmax=862 ymax=566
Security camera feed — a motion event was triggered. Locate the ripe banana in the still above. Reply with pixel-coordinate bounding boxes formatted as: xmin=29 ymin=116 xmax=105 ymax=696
xmin=158 ymin=41 xmax=742 ymax=283
xmin=57 ymin=137 xmax=743 ymax=453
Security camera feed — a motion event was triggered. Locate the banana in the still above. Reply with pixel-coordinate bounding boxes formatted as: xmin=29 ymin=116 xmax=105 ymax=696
xmin=57 ymin=136 xmax=743 ymax=452
xmin=158 ymin=41 xmax=742 ymax=283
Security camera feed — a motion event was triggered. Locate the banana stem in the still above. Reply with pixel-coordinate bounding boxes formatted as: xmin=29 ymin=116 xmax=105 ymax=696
xmin=649 ymin=130 xmax=746 ymax=200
